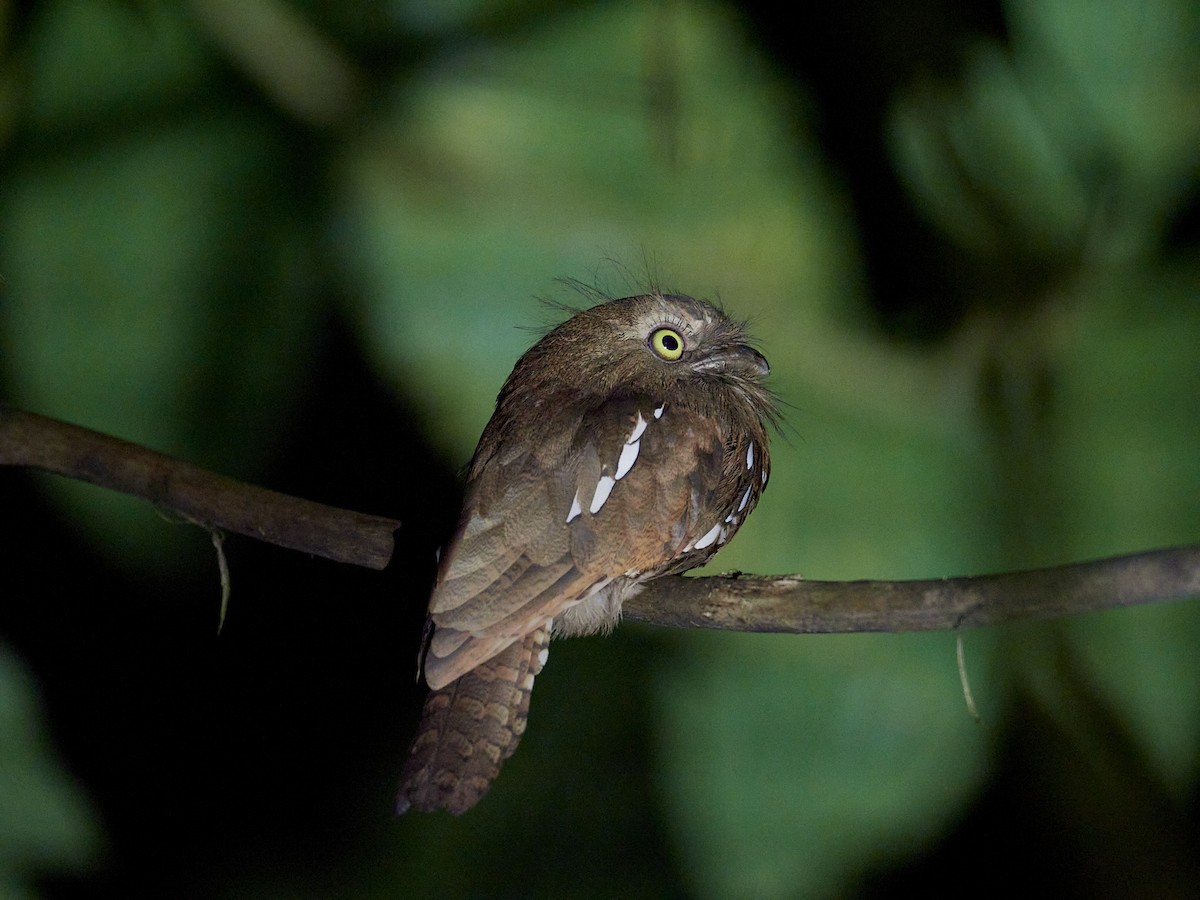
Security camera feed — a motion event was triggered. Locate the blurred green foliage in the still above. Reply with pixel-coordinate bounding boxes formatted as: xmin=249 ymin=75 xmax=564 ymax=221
xmin=1 ymin=0 xmax=1198 ymax=898
xmin=0 ymin=643 xmax=97 ymax=900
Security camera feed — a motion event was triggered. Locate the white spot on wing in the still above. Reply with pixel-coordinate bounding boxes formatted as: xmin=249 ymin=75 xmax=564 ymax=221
xmin=694 ymin=522 xmax=722 ymax=550
xmin=746 ymin=442 xmax=754 ymax=470
xmin=522 ymin=673 xmax=535 ymax=689
xmin=537 ymin=647 xmax=549 ymax=667
xmin=566 ymin=490 xmax=582 ymax=523
xmin=653 ymin=403 xmax=665 ymax=419
xmin=762 ymin=469 xmax=768 ymax=485
xmin=628 ymin=411 xmax=648 ymax=443
xmin=738 ymin=485 xmax=752 ymax=512
xmin=615 ymin=440 xmax=640 ymax=480
xmin=590 ymin=475 xmax=616 ymax=513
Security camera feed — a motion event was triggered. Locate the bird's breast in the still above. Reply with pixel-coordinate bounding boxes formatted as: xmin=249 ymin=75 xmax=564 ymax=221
xmin=551 ymin=576 xmax=645 ymax=638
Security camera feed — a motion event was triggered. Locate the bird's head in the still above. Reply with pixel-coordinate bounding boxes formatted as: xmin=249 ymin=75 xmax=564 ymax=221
xmin=501 ymin=292 xmax=775 ymax=425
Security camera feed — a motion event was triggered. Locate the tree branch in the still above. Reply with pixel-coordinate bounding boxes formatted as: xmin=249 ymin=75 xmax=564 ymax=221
xmin=0 ymin=405 xmax=401 ymax=570
xmin=622 ymin=546 xmax=1200 ymax=632
xmin=2 ymin=405 xmax=1197 ymax=629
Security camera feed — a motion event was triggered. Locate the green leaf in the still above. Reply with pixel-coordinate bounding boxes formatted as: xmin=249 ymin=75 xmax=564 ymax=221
xmin=0 ymin=642 xmax=99 ymax=897
xmin=334 ymin=0 xmax=855 ymax=456
xmin=656 ymin=631 xmax=999 ymax=899
xmin=1052 ymin=276 xmax=1200 ymax=790
xmin=1 ymin=2 xmax=325 ymax=568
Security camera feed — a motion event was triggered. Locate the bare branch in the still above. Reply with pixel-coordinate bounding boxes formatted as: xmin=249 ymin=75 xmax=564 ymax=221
xmin=0 ymin=405 xmax=401 ymax=570
xmin=623 ymin=546 xmax=1200 ymax=632
xmin=3 ymin=405 xmax=1197 ymax=628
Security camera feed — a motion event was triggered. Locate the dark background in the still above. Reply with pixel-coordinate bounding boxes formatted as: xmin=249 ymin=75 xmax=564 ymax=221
xmin=2 ymin=2 xmax=1199 ymax=897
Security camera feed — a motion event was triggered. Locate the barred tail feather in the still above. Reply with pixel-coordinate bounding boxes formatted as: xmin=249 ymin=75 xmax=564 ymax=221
xmin=397 ymin=626 xmax=549 ymax=814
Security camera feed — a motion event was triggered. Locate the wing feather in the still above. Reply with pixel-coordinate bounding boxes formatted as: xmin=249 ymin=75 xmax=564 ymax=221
xmin=423 ymin=395 xmax=732 ymax=686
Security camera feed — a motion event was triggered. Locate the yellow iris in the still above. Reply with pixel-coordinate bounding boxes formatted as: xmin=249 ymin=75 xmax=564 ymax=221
xmin=650 ymin=327 xmax=684 ymax=360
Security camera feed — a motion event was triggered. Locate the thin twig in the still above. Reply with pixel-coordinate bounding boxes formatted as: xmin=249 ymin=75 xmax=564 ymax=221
xmin=212 ymin=529 xmax=231 ymax=633
xmin=956 ymin=634 xmax=981 ymax=723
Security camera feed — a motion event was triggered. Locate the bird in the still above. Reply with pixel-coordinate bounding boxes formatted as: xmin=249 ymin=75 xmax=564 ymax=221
xmin=396 ymin=291 xmax=776 ymax=814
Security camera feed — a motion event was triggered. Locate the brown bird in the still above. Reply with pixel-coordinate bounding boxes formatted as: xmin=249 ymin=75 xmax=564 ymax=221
xmin=397 ymin=291 xmax=776 ymax=814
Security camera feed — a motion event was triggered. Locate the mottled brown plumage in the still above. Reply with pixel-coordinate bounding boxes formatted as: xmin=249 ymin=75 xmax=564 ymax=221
xmin=397 ymin=292 xmax=775 ymax=814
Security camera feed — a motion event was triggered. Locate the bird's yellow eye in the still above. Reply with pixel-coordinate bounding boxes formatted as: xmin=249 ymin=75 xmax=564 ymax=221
xmin=650 ymin=327 xmax=684 ymax=360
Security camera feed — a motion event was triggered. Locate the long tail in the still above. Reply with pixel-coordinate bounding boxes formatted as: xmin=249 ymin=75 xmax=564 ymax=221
xmin=396 ymin=626 xmax=549 ymax=814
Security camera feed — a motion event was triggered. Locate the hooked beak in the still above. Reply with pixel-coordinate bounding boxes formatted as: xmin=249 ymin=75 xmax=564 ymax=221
xmin=695 ymin=343 xmax=770 ymax=379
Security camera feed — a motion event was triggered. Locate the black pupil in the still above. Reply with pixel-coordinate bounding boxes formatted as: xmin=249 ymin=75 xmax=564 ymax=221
xmin=661 ymin=333 xmax=679 ymax=352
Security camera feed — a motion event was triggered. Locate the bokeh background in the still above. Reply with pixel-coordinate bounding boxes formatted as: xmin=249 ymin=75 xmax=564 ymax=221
xmin=2 ymin=1 xmax=1199 ymax=897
